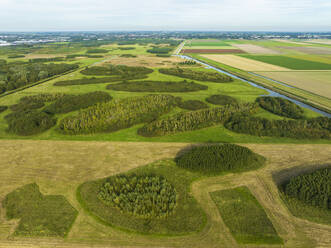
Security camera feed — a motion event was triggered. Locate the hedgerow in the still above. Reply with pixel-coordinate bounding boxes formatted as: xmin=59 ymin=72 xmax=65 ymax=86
xmin=256 ymin=97 xmax=304 ymax=119
xmin=175 ymin=144 xmax=265 ymax=175
xmin=0 ymin=105 xmax=8 ymax=113
xmin=120 ymin=54 xmax=137 ymax=58
xmin=147 ymin=47 xmax=173 ymax=54
xmin=159 ymin=68 xmax=233 ymax=83
xmin=86 ymin=48 xmax=109 ymax=53
xmin=44 ymin=91 xmax=112 ymax=114
xmin=58 ymin=94 xmax=177 ymax=134
xmin=98 ymin=174 xmax=176 ymax=218
xmin=5 ymin=110 xmax=57 ymax=136
xmin=206 ymin=94 xmax=238 ymax=106
xmin=3 ymin=183 xmax=78 ymax=237
xmin=177 ymin=100 xmax=208 ymax=110
xmin=282 ymin=168 xmax=331 ymax=210
xmin=106 ymin=80 xmax=208 ymax=92
xmin=225 ymin=114 xmax=331 ymax=139
xmin=138 ymin=103 xmax=258 ymax=137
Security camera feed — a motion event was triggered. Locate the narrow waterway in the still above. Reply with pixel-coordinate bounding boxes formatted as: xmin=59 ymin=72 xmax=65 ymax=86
xmin=176 ymin=54 xmax=331 ymax=118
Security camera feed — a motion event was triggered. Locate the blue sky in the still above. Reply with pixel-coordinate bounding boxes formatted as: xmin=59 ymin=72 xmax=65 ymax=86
xmin=0 ymin=0 xmax=330 ymax=31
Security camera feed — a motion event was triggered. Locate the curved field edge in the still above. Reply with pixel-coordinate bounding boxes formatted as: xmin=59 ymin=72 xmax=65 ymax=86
xmin=76 ymin=159 xmax=208 ymax=236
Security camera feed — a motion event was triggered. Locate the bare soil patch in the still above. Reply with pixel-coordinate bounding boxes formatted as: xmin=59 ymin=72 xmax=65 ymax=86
xmin=24 ymin=54 xmax=67 ymax=59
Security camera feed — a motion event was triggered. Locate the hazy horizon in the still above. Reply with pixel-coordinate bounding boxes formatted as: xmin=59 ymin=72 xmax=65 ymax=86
xmin=0 ymin=0 xmax=330 ymax=32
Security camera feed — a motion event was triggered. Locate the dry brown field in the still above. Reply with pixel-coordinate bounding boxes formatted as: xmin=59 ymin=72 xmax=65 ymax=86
xmin=231 ymin=44 xmax=280 ymax=54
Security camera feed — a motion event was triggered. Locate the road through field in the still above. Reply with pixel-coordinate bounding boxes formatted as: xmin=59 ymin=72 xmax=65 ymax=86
xmin=0 ymin=140 xmax=330 ymax=248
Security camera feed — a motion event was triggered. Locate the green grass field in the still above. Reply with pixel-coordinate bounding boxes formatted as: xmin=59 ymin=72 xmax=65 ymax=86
xmin=210 ymin=187 xmax=283 ymax=245
xmin=240 ymin=55 xmax=331 ymax=70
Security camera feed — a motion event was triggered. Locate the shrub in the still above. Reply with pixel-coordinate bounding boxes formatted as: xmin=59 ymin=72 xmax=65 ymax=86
xmin=138 ymin=103 xmax=258 ymax=137
xmin=159 ymin=68 xmax=233 ymax=83
xmin=147 ymin=47 xmax=173 ymax=54
xmin=6 ymin=110 xmax=57 ymax=136
xmin=118 ymin=47 xmax=135 ymax=50
xmin=86 ymin=48 xmax=108 ymax=54
xmin=206 ymin=94 xmax=238 ymax=106
xmin=178 ymin=60 xmax=197 ymax=66
xmin=225 ymin=114 xmax=331 ymax=139
xmin=107 ymin=80 xmax=208 ymax=92
xmin=120 ymin=54 xmax=137 ymax=58
xmin=80 ymin=64 xmax=153 ymax=77
xmin=256 ymin=97 xmax=304 ymax=119
xmin=175 ymin=144 xmax=265 ymax=175
xmin=156 ymin=54 xmax=171 ymax=57
xmin=8 ymin=55 xmax=25 ymax=59
xmin=282 ymin=168 xmax=331 ymax=210
xmin=44 ymin=91 xmax=112 ymax=114
xmin=58 ymin=94 xmax=177 ymax=134
xmin=177 ymin=100 xmax=208 ymax=110
xmin=3 ymin=183 xmax=78 ymax=237
xmin=98 ymin=174 xmax=176 ymax=218
xmin=29 ymin=57 xmax=65 ymax=63
xmin=0 ymin=105 xmax=8 ymax=113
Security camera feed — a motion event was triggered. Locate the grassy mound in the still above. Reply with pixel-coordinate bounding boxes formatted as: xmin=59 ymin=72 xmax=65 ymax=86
xmin=210 ymin=187 xmax=282 ymax=244
xmin=138 ymin=103 xmax=257 ymax=137
xmin=225 ymin=114 xmax=331 ymax=139
xmin=159 ymin=68 xmax=233 ymax=83
xmin=59 ymin=95 xmax=177 ymax=134
xmin=206 ymin=94 xmax=238 ymax=106
xmin=5 ymin=110 xmax=56 ymax=136
xmin=3 ymin=183 xmax=78 ymax=237
xmin=175 ymin=144 xmax=265 ymax=175
xmin=98 ymin=175 xmax=176 ymax=218
xmin=78 ymin=160 xmax=206 ymax=235
xmin=106 ymin=80 xmax=207 ymax=92
xmin=44 ymin=91 xmax=112 ymax=114
xmin=256 ymin=97 xmax=304 ymax=119
xmin=177 ymin=100 xmax=208 ymax=110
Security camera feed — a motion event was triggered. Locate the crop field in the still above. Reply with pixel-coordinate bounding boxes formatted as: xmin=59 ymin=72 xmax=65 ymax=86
xmin=200 ymin=54 xmax=290 ymax=71
xmin=187 ymin=40 xmax=231 ymax=46
xmin=277 ymin=46 xmax=331 ymax=55
xmin=0 ymin=141 xmax=330 ymax=247
xmin=231 ymin=44 xmax=280 ymax=54
xmin=182 ymin=49 xmax=245 ymax=54
xmin=254 ymin=71 xmax=331 ymax=99
xmin=240 ymin=55 xmax=331 ymax=70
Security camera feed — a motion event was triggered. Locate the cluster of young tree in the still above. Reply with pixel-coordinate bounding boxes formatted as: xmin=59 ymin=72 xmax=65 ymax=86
xmin=0 ymin=106 xmax=8 ymax=113
xmin=106 ymin=80 xmax=207 ymax=93
xmin=138 ymin=103 xmax=258 ymax=137
xmin=178 ymin=60 xmax=197 ymax=66
xmin=28 ymin=57 xmax=65 ymax=63
xmin=86 ymin=48 xmax=109 ymax=54
xmin=118 ymin=47 xmax=135 ymax=50
xmin=5 ymin=110 xmax=57 ymax=136
xmin=175 ymin=144 xmax=265 ymax=175
xmin=177 ymin=99 xmax=208 ymax=111
xmin=147 ymin=47 xmax=173 ymax=54
xmin=159 ymin=68 xmax=233 ymax=83
xmin=225 ymin=114 xmax=331 ymax=139
xmin=54 ymin=77 xmax=114 ymax=86
xmin=282 ymin=168 xmax=331 ymax=210
xmin=98 ymin=175 xmax=176 ymax=218
xmin=120 ymin=54 xmax=137 ymax=58
xmin=206 ymin=94 xmax=238 ymax=106
xmin=256 ymin=97 xmax=304 ymax=119
xmin=80 ymin=65 xmax=153 ymax=79
xmin=156 ymin=54 xmax=171 ymax=58
xmin=44 ymin=91 xmax=112 ymax=114
xmin=66 ymin=54 xmax=103 ymax=59
xmin=0 ymin=62 xmax=79 ymax=94
xmin=58 ymin=95 xmax=177 ymax=135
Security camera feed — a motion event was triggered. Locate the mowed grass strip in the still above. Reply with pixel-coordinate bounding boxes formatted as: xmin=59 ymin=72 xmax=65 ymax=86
xmin=240 ymin=55 xmax=331 ymax=70
xmin=210 ymin=187 xmax=282 ymax=245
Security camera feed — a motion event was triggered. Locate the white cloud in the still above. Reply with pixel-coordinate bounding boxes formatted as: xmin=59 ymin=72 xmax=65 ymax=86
xmin=0 ymin=0 xmax=329 ymax=31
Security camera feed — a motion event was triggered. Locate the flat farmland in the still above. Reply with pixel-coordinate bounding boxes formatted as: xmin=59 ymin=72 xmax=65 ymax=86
xmin=184 ymin=46 xmax=237 ymax=50
xmin=278 ymin=46 xmax=331 ymax=55
xmin=0 ymin=140 xmax=330 ymax=248
xmin=200 ymin=54 xmax=290 ymax=71
xmin=188 ymin=40 xmax=231 ymax=46
xmin=240 ymin=55 xmax=331 ymax=70
xmin=182 ymin=49 xmax=244 ymax=54
xmin=231 ymin=44 xmax=280 ymax=54
xmin=255 ymin=71 xmax=331 ymax=99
